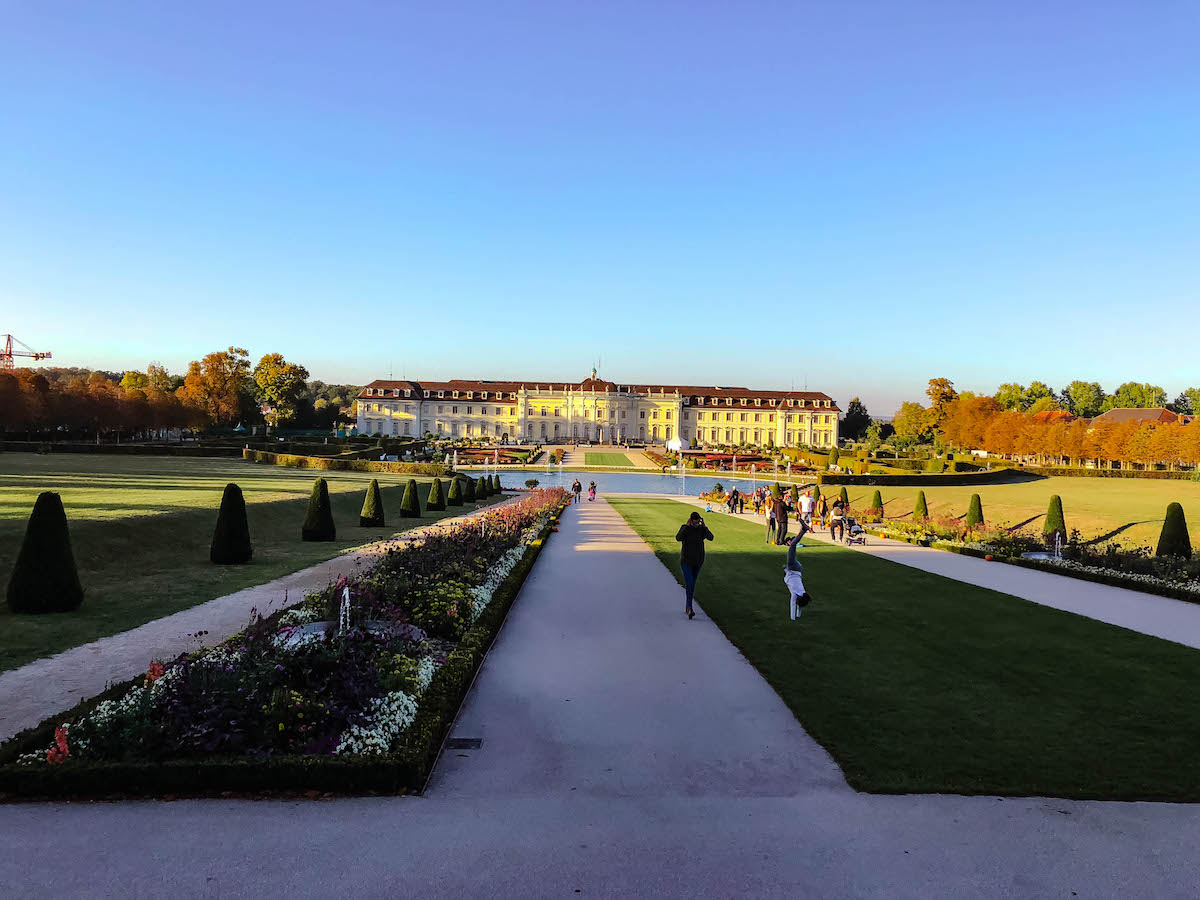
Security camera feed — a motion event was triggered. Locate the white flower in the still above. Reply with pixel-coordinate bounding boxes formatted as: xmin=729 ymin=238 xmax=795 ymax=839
xmin=335 ymin=690 xmax=418 ymax=756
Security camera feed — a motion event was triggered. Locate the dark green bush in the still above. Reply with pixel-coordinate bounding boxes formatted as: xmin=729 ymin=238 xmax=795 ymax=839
xmin=462 ymin=477 xmax=476 ymax=503
xmin=869 ymin=489 xmax=883 ymax=512
xmin=1156 ymin=503 xmax=1192 ymax=559
xmin=426 ymin=478 xmax=446 ymax=511
xmin=771 ymin=483 xmax=782 ymax=499
xmin=359 ymin=479 xmax=385 ymax=527
xmin=839 ymin=486 xmax=849 ymax=506
xmin=477 ymin=476 xmax=489 ymax=498
xmin=301 ymin=478 xmax=336 ymax=542
xmin=6 ymin=492 xmax=85 ymax=613
xmin=924 ymin=458 xmax=946 ymax=474
xmin=966 ymin=493 xmax=984 ymax=529
xmin=490 ymin=474 xmax=500 ymax=494
xmin=828 ymin=448 xmax=840 ymax=468
xmin=812 ymin=484 xmax=821 ymax=503
xmin=398 ymin=479 xmax=421 ymax=518
xmin=210 ymin=483 xmax=253 ymax=564
xmin=914 ymin=491 xmax=929 ymax=519
xmin=446 ymin=477 xmax=463 ymax=507
xmin=1043 ymin=495 xmax=1066 ymax=543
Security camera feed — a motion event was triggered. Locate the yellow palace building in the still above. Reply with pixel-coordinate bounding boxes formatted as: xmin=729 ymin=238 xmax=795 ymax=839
xmin=356 ymin=369 xmax=839 ymax=448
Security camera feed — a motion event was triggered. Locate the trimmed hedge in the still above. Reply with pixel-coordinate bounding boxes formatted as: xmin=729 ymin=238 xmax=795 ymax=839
xmin=359 ymin=479 xmax=385 ymax=527
xmin=446 ymin=478 xmax=463 ymax=507
xmin=0 ymin=504 xmax=565 ymax=798
xmin=1021 ymin=465 xmax=1197 ymax=480
xmin=399 ymin=479 xmax=421 ymax=518
xmin=818 ymin=468 xmax=1040 ymax=487
xmin=1157 ymin=503 xmax=1192 ymax=559
xmin=301 ymin=478 xmax=336 ymax=541
xmin=210 ymin=483 xmax=253 ymax=564
xmin=426 ymin=478 xmax=446 ymax=511
xmin=1 ymin=441 xmax=244 ymax=458
xmin=244 ymin=449 xmax=448 ymax=477
xmin=6 ymin=492 xmax=85 ymax=613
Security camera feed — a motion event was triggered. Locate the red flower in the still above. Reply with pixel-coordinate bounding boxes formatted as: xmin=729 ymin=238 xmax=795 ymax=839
xmin=47 ymin=726 xmax=70 ymax=764
xmin=146 ymin=661 xmax=165 ymax=684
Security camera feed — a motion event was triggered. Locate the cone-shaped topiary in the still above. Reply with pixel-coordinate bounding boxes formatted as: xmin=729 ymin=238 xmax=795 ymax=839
xmin=789 ymin=485 xmax=800 ymax=502
xmin=426 ymin=478 xmax=446 ymax=511
xmin=302 ymin=477 xmax=336 ymax=541
xmin=1156 ymin=502 xmax=1192 ymax=559
xmin=914 ymin=490 xmax=929 ymax=519
xmin=7 ymin=492 xmax=85 ymax=613
xmin=839 ymin=486 xmax=849 ymax=506
xmin=870 ymin=489 xmax=883 ymax=512
xmin=477 ymin=476 xmax=488 ymax=499
xmin=446 ymin=477 xmax=463 ymax=507
xmin=1043 ymin=495 xmax=1066 ymax=544
xmin=462 ymin=476 xmax=476 ymax=503
xmin=490 ymin=474 xmax=500 ymax=494
xmin=828 ymin=448 xmax=840 ymax=468
xmin=210 ymin=483 xmax=253 ymax=564
xmin=399 ymin=479 xmax=421 ymax=518
xmin=965 ymin=493 xmax=984 ymax=529
xmin=812 ymin=484 xmax=821 ymax=503
xmin=771 ymin=483 xmax=783 ymax=499
xmin=359 ymin=478 xmax=385 ymax=527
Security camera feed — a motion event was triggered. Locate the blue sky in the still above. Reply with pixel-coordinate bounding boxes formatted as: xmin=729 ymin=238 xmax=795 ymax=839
xmin=1 ymin=1 xmax=1197 ymax=413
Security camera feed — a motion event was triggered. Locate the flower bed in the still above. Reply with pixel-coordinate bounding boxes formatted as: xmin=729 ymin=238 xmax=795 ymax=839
xmin=244 ymin=449 xmax=450 ymax=476
xmin=0 ymin=489 xmax=568 ymax=798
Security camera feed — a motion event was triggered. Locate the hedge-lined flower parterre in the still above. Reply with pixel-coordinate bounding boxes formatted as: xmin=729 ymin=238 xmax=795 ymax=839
xmin=11 ymin=489 xmax=567 ymax=771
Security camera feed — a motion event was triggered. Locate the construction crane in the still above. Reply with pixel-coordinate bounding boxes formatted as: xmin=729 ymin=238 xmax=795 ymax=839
xmin=1 ymin=334 xmax=52 ymax=371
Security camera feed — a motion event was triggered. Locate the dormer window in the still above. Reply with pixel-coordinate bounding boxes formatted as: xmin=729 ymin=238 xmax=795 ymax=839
xmin=725 ymin=398 xmax=733 ymax=406
xmin=424 ymin=390 xmax=430 ymax=398
xmin=682 ymin=397 xmax=689 ymax=405
xmin=452 ymin=391 xmax=459 ymax=399
xmin=740 ymin=398 xmax=747 ymax=406
xmin=393 ymin=390 xmax=400 ymax=397
xmin=404 ymin=389 xmax=410 ymax=397
xmin=438 ymin=391 xmax=445 ymax=398
xmin=755 ymin=398 xmax=761 ymax=406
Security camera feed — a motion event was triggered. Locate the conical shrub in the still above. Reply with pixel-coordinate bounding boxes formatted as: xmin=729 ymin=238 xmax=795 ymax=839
xmin=965 ymin=493 xmax=984 ymax=529
xmin=462 ymin=476 xmax=476 ymax=503
xmin=828 ymin=448 xmax=840 ymax=468
xmin=789 ymin=485 xmax=800 ymax=503
xmin=210 ymin=483 xmax=253 ymax=564
xmin=446 ymin=477 xmax=463 ymax=507
xmin=812 ymin=484 xmax=821 ymax=503
xmin=839 ymin=486 xmax=849 ymax=506
xmin=7 ymin=492 xmax=84 ymax=612
xmin=771 ymin=483 xmax=782 ymax=499
xmin=870 ymin=489 xmax=883 ymax=512
xmin=302 ymin=477 xmax=336 ymax=541
xmin=426 ymin=478 xmax=446 ymax=511
xmin=1156 ymin=502 xmax=1192 ymax=559
xmin=1043 ymin=495 xmax=1066 ymax=544
xmin=399 ymin=479 xmax=421 ymax=518
xmin=914 ymin=490 xmax=929 ymax=519
xmin=477 ymin=476 xmax=488 ymax=499
xmin=359 ymin=478 xmax=385 ymax=527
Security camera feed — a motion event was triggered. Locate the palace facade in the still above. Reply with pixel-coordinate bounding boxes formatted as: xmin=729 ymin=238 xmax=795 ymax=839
xmin=356 ymin=371 xmax=840 ymax=448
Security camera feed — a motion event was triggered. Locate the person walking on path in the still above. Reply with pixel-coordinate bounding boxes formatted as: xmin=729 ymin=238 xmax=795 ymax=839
xmin=587 ymin=480 xmax=597 ymax=502
xmin=798 ymin=490 xmax=814 ymax=528
xmin=816 ymin=495 xmax=829 ymax=531
xmin=675 ymin=511 xmax=714 ymax=620
xmin=785 ymin=523 xmax=813 ymax=621
xmin=572 ymin=479 xmax=583 ymax=504
xmin=829 ymin=497 xmax=846 ymax=542
xmin=775 ymin=494 xmax=790 ymax=545
xmin=766 ymin=496 xmax=777 ymax=544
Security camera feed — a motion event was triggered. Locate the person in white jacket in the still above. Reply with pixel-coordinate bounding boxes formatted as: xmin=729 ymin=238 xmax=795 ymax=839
xmin=784 ymin=521 xmax=813 ymax=621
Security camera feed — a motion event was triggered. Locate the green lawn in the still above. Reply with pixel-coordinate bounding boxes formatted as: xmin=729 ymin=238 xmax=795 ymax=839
xmin=833 ymin=475 xmax=1200 ymax=548
xmin=610 ymin=497 xmax=1200 ymax=800
xmin=0 ymin=455 xmax=485 ymax=672
xmin=584 ymin=452 xmax=634 ymax=467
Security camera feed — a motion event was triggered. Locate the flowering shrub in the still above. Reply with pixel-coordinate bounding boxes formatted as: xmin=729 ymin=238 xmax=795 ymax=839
xmin=15 ymin=489 xmax=565 ymax=769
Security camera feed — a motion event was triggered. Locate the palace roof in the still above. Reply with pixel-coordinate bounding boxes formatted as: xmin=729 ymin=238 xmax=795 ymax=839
xmin=1091 ymin=407 xmax=1180 ymax=425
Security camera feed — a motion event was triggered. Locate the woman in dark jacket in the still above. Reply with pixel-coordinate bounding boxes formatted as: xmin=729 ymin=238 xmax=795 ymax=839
xmin=675 ymin=511 xmax=714 ymax=619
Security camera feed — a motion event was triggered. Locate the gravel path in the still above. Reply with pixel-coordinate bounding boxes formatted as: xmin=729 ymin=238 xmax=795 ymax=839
xmin=0 ymin=498 xmax=517 ymax=742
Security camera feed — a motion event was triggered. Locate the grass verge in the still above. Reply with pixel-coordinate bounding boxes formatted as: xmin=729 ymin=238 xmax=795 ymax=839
xmin=609 ymin=497 xmax=1200 ymax=801
xmin=583 ymin=452 xmax=634 ymax=467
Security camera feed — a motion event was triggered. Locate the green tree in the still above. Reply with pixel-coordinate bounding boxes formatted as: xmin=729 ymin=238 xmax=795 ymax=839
xmin=1027 ymin=395 xmax=1059 ymax=414
xmin=1063 ymin=381 xmax=1107 ymax=418
xmin=893 ymin=401 xmax=932 ymax=445
xmin=1105 ymin=382 xmax=1169 ymax=410
xmin=427 ymin=478 xmax=447 ymax=510
xmin=914 ymin=491 xmax=929 ymax=519
xmin=865 ymin=420 xmax=884 ymax=451
xmin=1043 ymin=495 xmax=1066 ymax=544
xmin=841 ymin=397 xmax=871 ymax=440
xmin=146 ymin=362 xmax=176 ymax=392
xmin=812 ymin=484 xmax=821 ymax=504
xmin=446 ymin=477 xmax=464 ymax=507
xmin=301 ymin=478 xmax=336 ymax=541
xmin=359 ymin=478 xmax=385 ymax=527
xmin=1170 ymin=388 xmax=1200 ymax=416
xmin=838 ymin=486 xmax=849 ymax=506
xmin=1155 ymin=503 xmax=1192 ymax=559
xmin=869 ymin=489 xmax=883 ymax=513
xmin=253 ymin=353 xmax=310 ymax=427
xmin=690 ymin=436 xmax=698 ymax=449
xmin=828 ymin=447 xmax=841 ymax=468
xmin=524 ymin=479 xmax=539 ymax=489
xmin=210 ymin=483 xmax=253 ymax=563
xmin=994 ymin=383 xmax=1026 ymax=411
xmin=965 ymin=493 xmax=984 ymax=529
xmin=399 ymin=479 xmax=421 ymax=518
xmin=771 ymin=483 xmax=783 ymax=499
xmin=119 ymin=371 xmax=149 ymax=392
xmin=1023 ymin=381 xmax=1055 ymax=409
xmin=6 ymin=492 xmax=85 ymax=612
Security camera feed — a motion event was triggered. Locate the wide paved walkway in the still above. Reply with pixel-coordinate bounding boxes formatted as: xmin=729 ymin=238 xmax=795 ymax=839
xmin=0 ymin=499 xmax=516 ymax=742
xmin=4 ymin=498 xmax=1200 ymax=898
xmin=646 ymin=494 xmax=1200 ymax=651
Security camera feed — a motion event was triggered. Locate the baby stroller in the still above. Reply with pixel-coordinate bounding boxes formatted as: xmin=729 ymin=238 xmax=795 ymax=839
xmin=845 ymin=516 xmax=867 ymax=546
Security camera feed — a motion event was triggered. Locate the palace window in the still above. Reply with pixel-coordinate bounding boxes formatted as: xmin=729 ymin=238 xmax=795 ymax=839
xmin=640 ymin=410 xmax=646 ymax=418
xmin=740 ymin=398 xmax=747 ymax=406
xmin=739 ymin=413 xmax=747 ymax=422
xmin=438 ymin=391 xmax=445 ymax=398
xmin=725 ymin=413 xmax=732 ymax=422
xmin=424 ymin=390 xmax=430 ymax=398
xmin=754 ymin=413 xmax=761 ymax=422
xmin=652 ymin=410 xmax=659 ymax=419
xmin=452 ymin=406 xmax=459 ymax=414
xmin=453 ymin=391 xmax=459 ymax=399
xmin=541 ymin=408 xmax=547 ymax=416
xmin=665 ymin=410 xmax=672 ymax=420
xmin=438 ymin=406 xmax=444 ymax=414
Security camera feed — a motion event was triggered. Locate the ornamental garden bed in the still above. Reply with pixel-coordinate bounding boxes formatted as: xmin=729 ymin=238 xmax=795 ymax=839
xmin=0 ymin=489 xmax=568 ymax=800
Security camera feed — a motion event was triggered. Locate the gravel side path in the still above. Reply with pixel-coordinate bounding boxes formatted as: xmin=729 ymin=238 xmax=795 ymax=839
xmin=0 ymin=497 xmax=518 ymax=742
xmin=626 ymin=492 xmax=1200 ymax=651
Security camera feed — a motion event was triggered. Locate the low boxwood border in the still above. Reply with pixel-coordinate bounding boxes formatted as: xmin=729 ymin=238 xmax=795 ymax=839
xmin=860 ymin=527 xmax=1200 ymax=606
xmin=0 ymin=501 xmax=568 ymax=801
